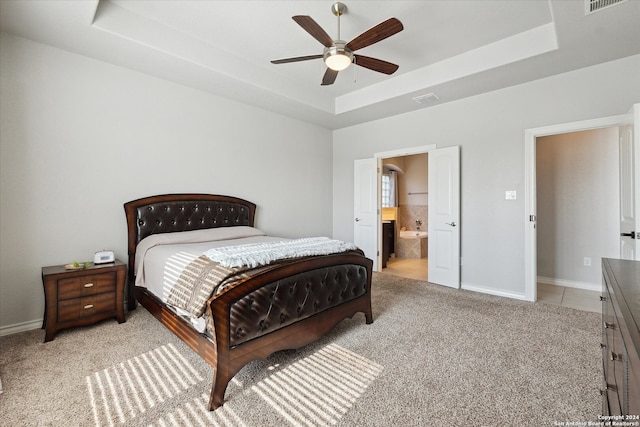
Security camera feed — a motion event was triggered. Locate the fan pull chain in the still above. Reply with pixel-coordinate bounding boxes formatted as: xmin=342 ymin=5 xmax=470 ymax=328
xmin=352 ymin=57 xmax=357 ymax=83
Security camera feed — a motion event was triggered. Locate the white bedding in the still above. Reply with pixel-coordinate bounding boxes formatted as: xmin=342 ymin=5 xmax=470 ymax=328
xmin=135 ymin=226 xmax=286 ymax=302
xmin=204 ymin=237 xmax=358 ymax=268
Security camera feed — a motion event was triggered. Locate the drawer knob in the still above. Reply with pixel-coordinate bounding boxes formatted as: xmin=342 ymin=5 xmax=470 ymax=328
xmin=600 ymin=343 xmax=606 ymax=349
xmin=84 ymin=283 xmax=94 ymax=288
xmin=599 ymin=295 xmax=606 ymax=301
xmin=610 ymin=351 xmax=621 ymax=362
xmin=83 ymin=304 xmax=94 ymax=310
xmin=604 ymin=321 xmax=616 ymax=330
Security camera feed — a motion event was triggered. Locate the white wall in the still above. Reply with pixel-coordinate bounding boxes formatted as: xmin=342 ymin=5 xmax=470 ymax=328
xmin=536 ymin=128 xmax=620 ymax=286
xmin=0 ymin=33 xmax=333 ymax=331
xmin=333 ymin=54 xmax=640 ymax=298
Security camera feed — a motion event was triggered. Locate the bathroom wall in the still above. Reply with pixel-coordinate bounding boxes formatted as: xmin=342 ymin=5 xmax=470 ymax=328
xmin=398 ymin=154 xmax=428 ymax=231
xmin=383 ymin=156 xmax=406 ymax=171
xmin=399 ymin=206 xmax=428 ymax=232
xmin=382 ymin=207 xmax=397 ymax=221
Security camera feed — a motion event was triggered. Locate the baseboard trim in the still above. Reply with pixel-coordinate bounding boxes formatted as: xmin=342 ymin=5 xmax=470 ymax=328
xmin=0 ymin=297 xmax=132 ymax=337
xmin=461 ymin=282 xmax=530 ymax=302
xmin=537 ymin=276 xmax=600 ymax=292
xmin=0 ymin=319 xmax=42 ymax=337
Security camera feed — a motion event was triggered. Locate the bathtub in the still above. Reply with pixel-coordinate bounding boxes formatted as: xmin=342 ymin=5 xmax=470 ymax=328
xmin=399 ymin=230 xmax=428 ymax=238
xmin=397 ymin=230 xmax=428 ymax=258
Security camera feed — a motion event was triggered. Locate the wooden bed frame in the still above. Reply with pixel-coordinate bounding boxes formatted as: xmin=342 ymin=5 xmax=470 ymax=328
xmin=124 ymin=194 xmax=373 ymax=410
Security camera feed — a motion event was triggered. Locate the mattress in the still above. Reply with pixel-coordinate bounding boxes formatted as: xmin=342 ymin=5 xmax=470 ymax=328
xmin=135 ymin=226 xmax=286 ymax=331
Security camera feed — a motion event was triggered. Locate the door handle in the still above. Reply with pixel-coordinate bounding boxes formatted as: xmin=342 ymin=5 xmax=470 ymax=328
xmin=621 ymin=231 xmax=636 ymax=239
xmin=445 ymin=222 xmax=456 ymax=227
xmin=355 ymin=218 xmax=362 ymax=222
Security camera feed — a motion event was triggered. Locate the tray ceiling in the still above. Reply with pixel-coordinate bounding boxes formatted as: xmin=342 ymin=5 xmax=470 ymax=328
xmin=1 ymin=0 xmax=638 ymax=129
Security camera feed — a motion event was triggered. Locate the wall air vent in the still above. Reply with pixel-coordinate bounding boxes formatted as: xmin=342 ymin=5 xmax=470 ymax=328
xmin=586 ymin=0 xmax=627 ymax=14
xmin=412 ymin=93 xmax=440 ymax=105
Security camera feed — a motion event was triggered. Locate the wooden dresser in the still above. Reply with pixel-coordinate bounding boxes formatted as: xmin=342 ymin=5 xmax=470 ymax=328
xmin=601 ymin=258 xmax=640 ymax=416
xmin=42 ymin=260 xmax=126 ymax=342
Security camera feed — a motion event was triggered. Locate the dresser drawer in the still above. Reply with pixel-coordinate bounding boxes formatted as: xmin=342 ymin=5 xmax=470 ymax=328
xmin=57 ymin=272 xmax=117 ymax=300
xmin=602 ymin=286 xmax=621 ymax=414
xmin=57 ymin=292 xmax=116 ymax=323
xmin=601 ymin=258 xmax=640 ymax=418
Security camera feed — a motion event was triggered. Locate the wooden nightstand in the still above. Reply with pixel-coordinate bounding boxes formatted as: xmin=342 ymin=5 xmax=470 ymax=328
xmin=42 ymin=259 xmax=126 ymax=342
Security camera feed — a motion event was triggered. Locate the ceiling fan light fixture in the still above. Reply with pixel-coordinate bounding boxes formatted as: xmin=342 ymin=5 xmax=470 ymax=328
xmin=325 ymin=52 xmax=352 ymax=71
xmin=323 ymin=42 xmax=353 ymax=71
xmin=271 ymin=3 xmax=403 ymax=85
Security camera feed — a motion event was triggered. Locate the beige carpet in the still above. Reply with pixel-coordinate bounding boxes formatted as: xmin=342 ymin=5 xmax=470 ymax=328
xmin=0 ymin=273 xmax=602 ymax=426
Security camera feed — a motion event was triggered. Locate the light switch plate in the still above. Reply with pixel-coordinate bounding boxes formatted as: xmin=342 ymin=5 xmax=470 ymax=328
xmin=505 ymin=190 xmax=517 ymax=200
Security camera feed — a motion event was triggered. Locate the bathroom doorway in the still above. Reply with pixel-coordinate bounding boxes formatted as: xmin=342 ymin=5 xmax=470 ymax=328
xmin=381 ymin=153 xmax=429 ymax=281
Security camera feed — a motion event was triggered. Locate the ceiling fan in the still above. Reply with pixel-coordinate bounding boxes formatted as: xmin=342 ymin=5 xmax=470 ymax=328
xmin=271 ymin=2 xmax=404 ymax=86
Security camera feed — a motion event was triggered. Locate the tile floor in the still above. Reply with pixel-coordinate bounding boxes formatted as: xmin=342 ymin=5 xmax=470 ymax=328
xmin=536 ymin=282 xmax=601 ymax=313
xmin=382 ymin=257 xmax=428 ymax=282
xmin=381 ymin=257 xmax=602 ymax=314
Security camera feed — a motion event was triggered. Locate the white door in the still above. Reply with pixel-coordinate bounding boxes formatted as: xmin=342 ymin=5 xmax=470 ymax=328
xmin=428 ymin=146 xmax=461 ymax=288
xmin=620 ymin=104 xmax=640 ymax=260
xmin=354 ymin=158 xmax=380 ymax=270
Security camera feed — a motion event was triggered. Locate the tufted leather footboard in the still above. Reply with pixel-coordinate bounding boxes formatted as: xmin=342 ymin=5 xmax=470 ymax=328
xmin=227 ymin=261 xmax=369 ymax=348
xmin=205 ymin=252 xmax=373 ymax=410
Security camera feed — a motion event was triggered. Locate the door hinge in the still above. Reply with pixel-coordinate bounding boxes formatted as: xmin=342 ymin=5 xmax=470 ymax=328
xmin=621 ymin=231 xmax=637 ymax=239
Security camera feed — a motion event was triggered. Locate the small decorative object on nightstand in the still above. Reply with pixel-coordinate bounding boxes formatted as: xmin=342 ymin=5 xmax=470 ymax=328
xmin=41 ymin=259 xmax=126 ymax=342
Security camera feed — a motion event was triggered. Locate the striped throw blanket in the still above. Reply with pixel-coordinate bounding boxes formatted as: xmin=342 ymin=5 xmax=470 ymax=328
xmin=167 ymin=237 xmax=358 ymax=317
xmin=166 ymin=256 xmax=258 ymax=318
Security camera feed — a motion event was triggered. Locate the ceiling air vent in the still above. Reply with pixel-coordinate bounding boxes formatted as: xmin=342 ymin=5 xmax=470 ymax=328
xmin=412 ymin=93 xmax=439 ymax=105
xmin=586 ymin=0 xmax=627 ymax=14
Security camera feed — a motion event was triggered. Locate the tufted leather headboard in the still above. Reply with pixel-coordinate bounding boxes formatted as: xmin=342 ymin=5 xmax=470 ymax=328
xmin=124 ymin=194 xmax=256 ymax=292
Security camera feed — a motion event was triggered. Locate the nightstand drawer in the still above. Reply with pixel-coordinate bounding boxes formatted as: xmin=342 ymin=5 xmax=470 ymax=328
xmin=57 ymin=292 xmax=116 ymax=323
xmin=57 ymin=272 xmax=117 ymax=300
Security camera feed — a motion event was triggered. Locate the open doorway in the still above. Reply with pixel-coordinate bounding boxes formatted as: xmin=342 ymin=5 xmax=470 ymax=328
xmin=380 ymin=153 xmax=429 ymax=281
xmin=523 ymin=106 xmax=638 ymax=302
xmin=535 ymin=127 xmax=619 ymax=312
xmin=355 ymin=143 xmax=459 ymax=287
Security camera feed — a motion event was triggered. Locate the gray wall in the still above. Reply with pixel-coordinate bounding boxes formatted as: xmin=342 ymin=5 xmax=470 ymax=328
xmin=536 ymin=128 xmax=620 ymax=286
xmin=0 ymin=33 xmax=333 ymax=330
xmin=332 ymin=54 xmax=640 ymax=298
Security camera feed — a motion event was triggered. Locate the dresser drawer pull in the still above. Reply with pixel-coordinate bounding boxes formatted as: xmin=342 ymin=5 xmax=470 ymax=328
xmin=603 ymin=321 xmax=616 ymax=330
xmin=600 ymin=383 xmax=617 ymax=394
xmin=84 ymin=283 xmax=94 ymax=288
xmin=84 ymin=304 xmax=94 ymax=310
